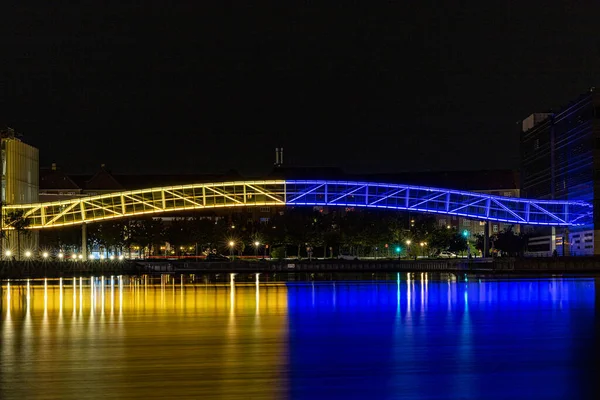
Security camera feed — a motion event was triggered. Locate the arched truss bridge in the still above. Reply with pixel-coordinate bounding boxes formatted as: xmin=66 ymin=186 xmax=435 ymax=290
xmin=1 ymin=180 xmax=592 ymax=229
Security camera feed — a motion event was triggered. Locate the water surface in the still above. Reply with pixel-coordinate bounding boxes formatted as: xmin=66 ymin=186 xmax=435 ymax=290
xmin=1 ymin=275 xmax=599 ymax=399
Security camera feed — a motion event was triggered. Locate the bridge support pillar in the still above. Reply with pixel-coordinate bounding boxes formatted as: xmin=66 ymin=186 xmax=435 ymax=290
xmin=82 ymin=222 xmax=87 ymax=260
xmin=483 ymin=221 xmax=490 ymax=257
xmin=563 ymin=227 xmax=570 ymax=256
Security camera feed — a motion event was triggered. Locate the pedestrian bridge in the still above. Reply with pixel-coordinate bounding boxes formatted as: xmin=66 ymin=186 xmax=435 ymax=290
xmin=1 ymin=180 xmax=592 ymax=229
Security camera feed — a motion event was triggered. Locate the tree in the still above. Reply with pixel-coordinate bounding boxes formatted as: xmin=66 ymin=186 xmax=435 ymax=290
xmin=4 ymin=209 xmax=31 ymax=260
xmin=447 ymin=230 xmax=468 ymax=254
xmin=492 ymin=226 xmax=528 ymax=256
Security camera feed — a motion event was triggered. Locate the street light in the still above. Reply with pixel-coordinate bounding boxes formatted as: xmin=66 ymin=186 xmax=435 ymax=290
xmin=58 ymin=252 xmax=64 ymax=259
xmin=5 ymin=250 xmax=12 ymax=258
xmin=42 ymin=252 xmax=49 ymax=259
xmin=24 ymin=250 xmax=31 ymax=258
xmin=229 ymin=241 xmax=235 ymax=258
xmin=405 ymin=240 xmax=411 ymax=259
xmin=254 ymin=241 xmax=260 ymax=258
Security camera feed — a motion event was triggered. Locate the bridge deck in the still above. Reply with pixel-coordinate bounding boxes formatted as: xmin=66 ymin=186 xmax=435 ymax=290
xmin=1 ymin=180 xmax=592 ymax=229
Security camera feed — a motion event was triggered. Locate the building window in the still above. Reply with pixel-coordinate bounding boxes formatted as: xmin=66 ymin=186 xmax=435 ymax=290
xmin=438 ymin=219 xmax=446 ymax=227
xmin=493 ymin=225 xmax=498 ymax=233
xmin=259 ymin=207 xmax=271 ymax=213
xmin=503 ymin=192 xmax=512 ymax=197
xmin=462 ymin=220 xmax=471 ymax=227
xmin=259 ymin=217 xmax=270 ymax=223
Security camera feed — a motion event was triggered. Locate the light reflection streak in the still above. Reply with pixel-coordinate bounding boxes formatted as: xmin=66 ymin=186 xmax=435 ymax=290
xmin=406 ymin=273 xmax=412 ymax=319
xmin=59 ymin=278 xmax=63 ymax=317
xmin=160 ymin=275 xmax=165 ymax=307
xmin=396 ymin=272 xmax=401 ymax=316
xmin=111 ymin=276 xmax=114 ymax=313
xmin=420 ymin=273 xmax=425 ymax=315
xmin=73 ymin=277 xmax=77 ymax=315
xmin=101 ymin=276 xmax=105 ymax=314
xmin=44 ymin=278 xmax=48 ymax=315
xmin=119 ymin=275 xmax=123 ymax=314
xmin=90 ymin=276 xmax=95 ymax=314
xmin=26 ymin=279 xmax=30 ymax=315
xmin=230 ymin=273 xmax=236 ymax=314
xmin=332 ymin=282 xmax=336 ymax=309
xmin=6 ymin=280 xmax=11 ymax=319
xmin=79 ymin=277 xmax=83 ymax=314
xmin=180 ymin=275 xmax=184 ymax=308
xmin=255 ymin=273 xmax=260 ymax=315
xmin=424 ymin=272 xmax=429 ymax=310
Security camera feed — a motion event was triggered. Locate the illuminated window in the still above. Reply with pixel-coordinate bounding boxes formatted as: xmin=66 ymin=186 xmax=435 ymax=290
xmin=493 ymin=225 xmax=498 ymax=233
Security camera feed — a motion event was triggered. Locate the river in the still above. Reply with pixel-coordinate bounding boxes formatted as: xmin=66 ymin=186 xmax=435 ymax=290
xmin=1 ymin=274 xmax=599 ymax=399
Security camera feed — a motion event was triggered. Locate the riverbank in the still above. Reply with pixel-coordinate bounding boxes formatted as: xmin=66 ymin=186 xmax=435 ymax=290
xmin=1 ymin=257 xmax=600 ymax=279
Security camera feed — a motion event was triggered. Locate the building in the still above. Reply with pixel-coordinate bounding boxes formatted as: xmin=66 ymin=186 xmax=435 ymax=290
xmin=1 ymin=129 xmax=40 ymax=252
xmin=521 ymin=88 xmax=599 ymax=256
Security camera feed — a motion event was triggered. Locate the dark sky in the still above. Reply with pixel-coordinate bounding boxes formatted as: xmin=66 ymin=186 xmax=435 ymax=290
xmin=2 ymin=1 xmax=600 ymax=176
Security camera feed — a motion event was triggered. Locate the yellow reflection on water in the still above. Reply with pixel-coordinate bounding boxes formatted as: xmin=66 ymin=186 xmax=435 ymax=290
xmin=1 ymin=276 xmax=289 ymax=400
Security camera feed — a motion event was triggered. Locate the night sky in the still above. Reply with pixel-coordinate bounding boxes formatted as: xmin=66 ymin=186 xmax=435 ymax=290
xmin=2 ymin=2 xmax=600 ymax=176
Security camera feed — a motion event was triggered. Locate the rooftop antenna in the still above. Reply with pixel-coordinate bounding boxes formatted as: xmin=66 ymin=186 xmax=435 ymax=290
xmin=275 ymin=147 xmax=284 ymax=167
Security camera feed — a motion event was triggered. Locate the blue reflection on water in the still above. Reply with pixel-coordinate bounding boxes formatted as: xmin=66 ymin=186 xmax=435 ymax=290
xmin=287 ymin=277 xmax=597 ymax=399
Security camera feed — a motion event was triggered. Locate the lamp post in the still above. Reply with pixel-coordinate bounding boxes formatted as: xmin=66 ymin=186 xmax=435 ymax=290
xmin=229 ymin=241 xmax=235 ymax=258
xmin=420 ymin=242 xmax=427 ymax=258
xmin=254 ymin=241 xmax=260 ymax=258
xmin=405 ymin=240 xmax=411 ymax=259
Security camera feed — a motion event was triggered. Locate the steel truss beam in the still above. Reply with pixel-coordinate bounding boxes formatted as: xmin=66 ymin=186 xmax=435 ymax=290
xmin=0 ymin=180 xmax=592 ymax=229
xmin=2 ymin=181 xmax=286 ymax=229
xmin=285 ymin=180 xmax=592 ymax=227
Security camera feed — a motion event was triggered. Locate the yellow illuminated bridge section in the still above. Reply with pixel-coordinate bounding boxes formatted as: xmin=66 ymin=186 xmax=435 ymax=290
xmin=1 ymin=180 xmax=593 ymax=228
xmin=2 ymin=180 xmax=287 ymax=229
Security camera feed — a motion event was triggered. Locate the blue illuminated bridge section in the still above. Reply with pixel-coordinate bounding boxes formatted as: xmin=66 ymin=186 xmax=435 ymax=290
xmin=1 ymin=179 xmax=593 ymax=229
xmin=286 ymin=180 xmax=591 ymax=226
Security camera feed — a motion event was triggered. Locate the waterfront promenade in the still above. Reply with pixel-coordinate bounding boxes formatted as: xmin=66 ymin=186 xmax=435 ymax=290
xmin=1 ymin=257 xmax=600 ymax=279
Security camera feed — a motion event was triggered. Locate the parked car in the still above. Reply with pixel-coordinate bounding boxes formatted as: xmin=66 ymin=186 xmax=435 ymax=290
xmin=438 ymin=251 xmax=457 ymax=259
xmin=338 ymin=253 xmax=358 ymax=261
xmin=205 ymin=253 xmax=231 ymax=262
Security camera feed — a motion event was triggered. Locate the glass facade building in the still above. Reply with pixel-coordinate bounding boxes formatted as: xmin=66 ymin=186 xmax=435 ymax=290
xmin=521 ymin=89 xmax=599 ymax=255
